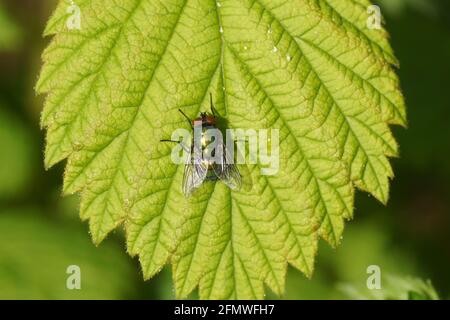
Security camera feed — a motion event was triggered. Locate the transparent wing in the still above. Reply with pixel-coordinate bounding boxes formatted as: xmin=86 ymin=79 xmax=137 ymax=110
xmin=182 ymin=145 xmax=208 ymax=197
xmin=213 ymin=144 xmax=242 ymax=191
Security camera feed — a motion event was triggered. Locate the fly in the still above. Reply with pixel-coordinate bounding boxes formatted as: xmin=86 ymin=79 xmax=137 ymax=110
xmin=161 ymin=94 xmax=242 ymax=197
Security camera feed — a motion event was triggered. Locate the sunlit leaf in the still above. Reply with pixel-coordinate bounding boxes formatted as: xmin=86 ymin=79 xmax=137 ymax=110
xmin=38 ymin=0 xmax=406 ymax=299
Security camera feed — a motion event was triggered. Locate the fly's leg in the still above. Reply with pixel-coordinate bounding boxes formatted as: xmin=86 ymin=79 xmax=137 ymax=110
xmin=210 ymin=93 xmax=221 ymax=117
xmin=178 ymin=109 xmax=193 ymax=129
xmin=160 ymin=139 xmax=190 ymax=153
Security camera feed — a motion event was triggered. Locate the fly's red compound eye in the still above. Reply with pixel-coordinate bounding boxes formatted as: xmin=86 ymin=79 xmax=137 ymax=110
xmin=205 ymin=115 xmax=216 ymax=125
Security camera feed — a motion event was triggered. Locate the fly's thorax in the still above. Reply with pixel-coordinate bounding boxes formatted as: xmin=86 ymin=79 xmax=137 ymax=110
xmin=191 ymin=122 xmax=223 ymax=169
xmin=202 ymin=124 xmax=220 ymax=168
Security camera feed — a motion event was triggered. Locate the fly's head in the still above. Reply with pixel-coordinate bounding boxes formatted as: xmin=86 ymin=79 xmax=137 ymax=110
xmin=193 ymin=112 xmax=217 ymax=127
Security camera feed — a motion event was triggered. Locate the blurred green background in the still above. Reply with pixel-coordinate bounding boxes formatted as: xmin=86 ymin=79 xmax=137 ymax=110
xmin=0 ymin=0 xmax=449 ymax=299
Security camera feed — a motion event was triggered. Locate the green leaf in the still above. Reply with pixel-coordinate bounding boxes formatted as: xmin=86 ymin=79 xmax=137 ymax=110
xmin=340 ymin=275 xmax=440 ymax=300
xmin=37 ymin=0 xmax=406 ymax=299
